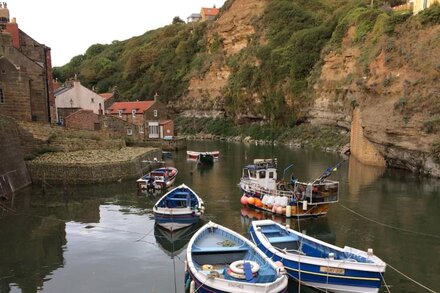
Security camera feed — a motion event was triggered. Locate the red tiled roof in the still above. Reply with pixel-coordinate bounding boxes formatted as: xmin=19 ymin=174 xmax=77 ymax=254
xmin=107 ymin=101 xmax=155 ymax=115
xmin=201 ymin=7 xmax=219 ymax=16
xmin=99 ymin=93 xmax=114 ymax=101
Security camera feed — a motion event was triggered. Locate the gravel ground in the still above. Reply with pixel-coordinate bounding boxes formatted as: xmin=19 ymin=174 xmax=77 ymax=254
xmin=32 ymin=147 xmax=156 ymax=164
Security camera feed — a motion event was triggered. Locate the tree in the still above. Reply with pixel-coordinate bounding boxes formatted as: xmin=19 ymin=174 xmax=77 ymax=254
xmin=172 ymin=16 xmax=185 ymax=24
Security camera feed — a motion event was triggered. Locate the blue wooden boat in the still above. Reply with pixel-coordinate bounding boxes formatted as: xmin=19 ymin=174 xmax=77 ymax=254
xmin=249 ymin=220 xmax=386 ymax=293
xmin=185 ymin=221 xmax=288 ymax=293
xmin=153 ymin=184 xmax=204 ymax=231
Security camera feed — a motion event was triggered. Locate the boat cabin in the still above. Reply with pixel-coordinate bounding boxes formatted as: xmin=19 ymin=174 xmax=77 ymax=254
xmin=241 ymin=159 xmax=278 ymax=190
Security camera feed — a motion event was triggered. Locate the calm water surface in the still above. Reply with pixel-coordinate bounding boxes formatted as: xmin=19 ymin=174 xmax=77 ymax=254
xmin=1 ymin=141 xmax=439 ymax=293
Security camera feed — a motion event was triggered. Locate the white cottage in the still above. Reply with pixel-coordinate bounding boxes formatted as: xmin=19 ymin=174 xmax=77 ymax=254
xmin=54 ymin=79 xmax=110 ymax=124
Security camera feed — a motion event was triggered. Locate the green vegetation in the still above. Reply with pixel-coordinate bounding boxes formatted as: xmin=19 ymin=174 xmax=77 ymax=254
xmin=175 ymin=117 xmax=348 ymax=148
xmin=53 ymin=0 xmax=425 ymax=146
xmin=418 ymin=3 xmax=440 ymax=25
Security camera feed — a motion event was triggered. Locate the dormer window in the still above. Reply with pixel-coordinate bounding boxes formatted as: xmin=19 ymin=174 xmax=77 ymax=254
xmin=118 ymin=109 xmax=123 ymax=117
xmin=154 ymin=110 xmax=158 ymax=117
xmin=132 ymin=109 xmax=136 ymax=117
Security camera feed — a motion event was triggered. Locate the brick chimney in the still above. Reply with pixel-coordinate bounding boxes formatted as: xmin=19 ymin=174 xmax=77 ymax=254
xmin=6 ymin=18 xmax=19 ymax=49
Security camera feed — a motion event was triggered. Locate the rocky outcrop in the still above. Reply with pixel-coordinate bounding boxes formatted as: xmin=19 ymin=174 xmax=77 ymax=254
xmin=310 ymin=21 xmax=440 ymax=176
xmin=177 ymin=0 xmax=268 ymax=115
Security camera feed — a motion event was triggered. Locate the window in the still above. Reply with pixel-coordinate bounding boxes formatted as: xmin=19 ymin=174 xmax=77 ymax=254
xmin=118 ymin=109 xmax=123 ymax=117
xmin=269 ymin=172 xmax=274 ymax=179
xmin=91 ymin=97 xmax=95 ymax=103
xmin=127 ymin=128 xmax=133 ymax=136
xmin=139 ymin=125 xmax=144 ymax=134
xmin=0 ymin=88 xmax=4 ymax=104
xmin=132 ymin=109 xmax=136 ymax=117
xmin=153 ymin=109 xmax=158 ymax=117
xmin=1 ymin=69 xmax=6 ymax=74
xmin=148 ymin=122 xmax=159 ymax=138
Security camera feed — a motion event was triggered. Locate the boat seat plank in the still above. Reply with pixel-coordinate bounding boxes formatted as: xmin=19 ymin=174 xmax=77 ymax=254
xmin=192 ymin=246 xmax=249 ymax=253
xmin=267 ymin=235 xmax=299 ymax=244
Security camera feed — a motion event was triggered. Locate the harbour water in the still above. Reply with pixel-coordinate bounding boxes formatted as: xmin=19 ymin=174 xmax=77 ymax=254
xmin=1 ymin=140 xmax=439 ymax=292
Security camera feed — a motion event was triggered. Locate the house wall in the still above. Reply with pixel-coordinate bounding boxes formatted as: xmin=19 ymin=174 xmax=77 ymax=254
xmin=0 ymin=57 xmax=32 ymax=121
xmin=0 ymin=28 xmax=52 ymax=122
xmin=111 ymin=112 xmax=145 ymax=126
xmin=101 ymin=115 xmax=144 ymax=140
xmin=65 ymin=110 xmax=100 ymax=131
xmin=55 ymin=81 xmax=106 ymax=120
xmin=144 ymin=102 xmax=169 ymax=121
xmin=162 ymin=122 xmax=174 ymax=138
xmin=413 ymin=0 xmax=440 ymax=13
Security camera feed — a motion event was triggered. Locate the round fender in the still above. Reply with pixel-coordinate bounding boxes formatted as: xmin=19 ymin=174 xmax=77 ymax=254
xmin=229 ymin=260 xmax=260 ymax=275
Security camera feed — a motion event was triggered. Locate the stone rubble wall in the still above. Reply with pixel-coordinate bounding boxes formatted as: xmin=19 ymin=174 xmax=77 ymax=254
xmin=26 ymin=148 xmax=162 ymax=185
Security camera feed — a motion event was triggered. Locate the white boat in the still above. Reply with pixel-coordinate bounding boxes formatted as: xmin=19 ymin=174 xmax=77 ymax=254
xmin=185 ymin=221 xmax=288 ymax=293
xmin=249 ymin=220 xmax=386 ymax=293
xmin=239 ymin=158 xmax=340 ymax=218
xmin=153 ymin=183 xmax=204 ymax=231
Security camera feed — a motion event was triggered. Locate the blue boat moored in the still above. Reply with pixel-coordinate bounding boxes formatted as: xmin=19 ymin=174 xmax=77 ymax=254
xmin=249 ymin=220 xmax=386 ymax=293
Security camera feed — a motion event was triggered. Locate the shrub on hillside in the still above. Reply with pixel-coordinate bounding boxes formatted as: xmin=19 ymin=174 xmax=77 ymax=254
xmin=418 ymin=3 xmax=440 ymax=25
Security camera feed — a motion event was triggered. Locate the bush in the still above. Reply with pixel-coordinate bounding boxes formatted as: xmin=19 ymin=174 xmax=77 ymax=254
xmin=418 ymin=3 xmax=440 ymax=25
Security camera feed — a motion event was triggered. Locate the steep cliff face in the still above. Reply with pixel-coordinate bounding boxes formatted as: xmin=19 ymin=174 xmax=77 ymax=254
xmin=177 ymin=0 xmax=268 ymax=116
xmin=310 ymin=21 xmax=440 ymax=176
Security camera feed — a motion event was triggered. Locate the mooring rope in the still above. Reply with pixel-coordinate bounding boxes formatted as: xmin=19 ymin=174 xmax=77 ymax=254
xmin=338 ymin=202 xmax=440 ymax=239
xmin=386 ymin=262 xmax=437 ymax=293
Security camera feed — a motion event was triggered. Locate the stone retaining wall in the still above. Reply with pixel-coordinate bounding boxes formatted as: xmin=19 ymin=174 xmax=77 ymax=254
xmin=26 ymin=148 xmax=162 ymax=185
xmin=0 ymin=115 xmax=31 ymax=196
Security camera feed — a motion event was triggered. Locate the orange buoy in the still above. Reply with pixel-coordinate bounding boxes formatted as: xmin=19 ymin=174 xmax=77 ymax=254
xmin=247 ymin=197 xmax=255 ymax=205
xmin=255 ymin=198 xmax=263 ymax=207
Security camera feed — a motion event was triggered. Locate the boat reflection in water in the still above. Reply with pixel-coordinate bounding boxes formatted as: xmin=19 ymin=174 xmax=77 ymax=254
xmin=154 ymin=221 xmax=205 ymax=258
xmin=240 ymin=206 xmax=335 ymax=245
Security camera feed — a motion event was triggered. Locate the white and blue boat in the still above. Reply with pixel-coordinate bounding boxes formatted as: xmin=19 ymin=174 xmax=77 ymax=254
xmin=185 ymin=221 xmax=288 ymax=293
xmin=153 ymin=184 xmax=204 ymax=231
xmin=249 ymin=220 xmax=386 ymax=293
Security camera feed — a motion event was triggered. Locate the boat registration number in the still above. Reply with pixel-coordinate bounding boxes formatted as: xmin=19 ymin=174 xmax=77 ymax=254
xmin=228 ymin=283 xmax=244 ymax=289
xmin=319 ymin=266 xmax=345 ymax=275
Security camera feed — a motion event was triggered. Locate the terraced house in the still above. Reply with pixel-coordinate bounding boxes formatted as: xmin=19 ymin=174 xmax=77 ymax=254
xmin=0 ymin=3 xmax=54 ymax=122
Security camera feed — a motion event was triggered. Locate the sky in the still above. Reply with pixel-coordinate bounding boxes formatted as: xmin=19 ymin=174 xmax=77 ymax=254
xmin=7 ymin=0 xmax=226 ymax=67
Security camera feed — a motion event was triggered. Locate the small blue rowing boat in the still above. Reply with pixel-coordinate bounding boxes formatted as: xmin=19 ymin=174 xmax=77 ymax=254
xmin=153 ymin=184 xmax=204 ymax=231
xmin=185 ymin=221 xmax=288 ymax=293
xmin=249 ymin=220 xmax=386 ymax=293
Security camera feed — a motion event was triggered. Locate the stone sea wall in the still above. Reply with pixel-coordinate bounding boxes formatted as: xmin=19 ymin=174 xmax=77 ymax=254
xmin=0 ymin=115 xmax=31 ymax=196
xmin=26 ymin=147 xmax=162 ymax=185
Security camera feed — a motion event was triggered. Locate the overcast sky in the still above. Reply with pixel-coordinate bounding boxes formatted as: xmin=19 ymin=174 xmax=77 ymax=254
xmin=7 ymin=0 xmax=226 ymax=67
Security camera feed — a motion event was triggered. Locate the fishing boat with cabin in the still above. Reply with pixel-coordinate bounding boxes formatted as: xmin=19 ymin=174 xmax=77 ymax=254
xmin=239 ymin=158 xmax=341 ymax=218
xmin=185 ymin=221 xmax=288 ymax=293
xmin=249 ymin=220 xmax=386 ymax=293
xmin=136 ymin=166 xmax=178 ymax=191
xmin=153 ymin=184 xmax=205 ymax=231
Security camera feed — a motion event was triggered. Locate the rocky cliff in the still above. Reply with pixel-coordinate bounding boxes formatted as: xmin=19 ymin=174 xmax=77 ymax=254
xmin=311 ymin=18 xmax=440 ymax=176
xmin=176 ymin=0 xmax=268 ymax=117
xmin=178 ymin=2 xmax=440 ymax=176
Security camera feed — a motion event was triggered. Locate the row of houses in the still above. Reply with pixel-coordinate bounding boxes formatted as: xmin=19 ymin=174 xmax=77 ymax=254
xmin=187 ymin=6 xmax=219 ymax=23
xmin=0 ymin=3 xmax=173 ymax=141
xmin=54 ymin=78 xmax=174 ymax=140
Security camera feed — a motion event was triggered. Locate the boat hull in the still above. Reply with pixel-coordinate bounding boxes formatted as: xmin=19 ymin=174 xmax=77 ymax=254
xmin=249 ymin=223 xmax=385 ymax=293
xmin=154 ymin=211 xmax=201 ymax=231
xmin=241 ymin=191 xmax=330 ymax=218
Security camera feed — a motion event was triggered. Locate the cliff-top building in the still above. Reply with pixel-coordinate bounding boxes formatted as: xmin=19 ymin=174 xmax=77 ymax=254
xmin=0 ymin=3 xmax=55 ymax=122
